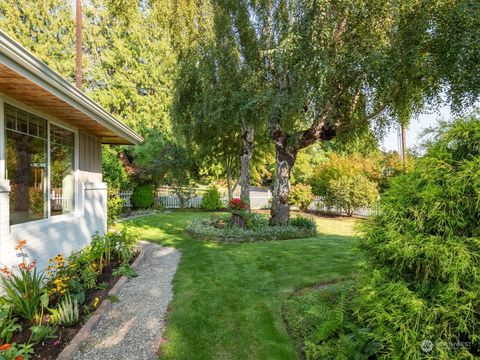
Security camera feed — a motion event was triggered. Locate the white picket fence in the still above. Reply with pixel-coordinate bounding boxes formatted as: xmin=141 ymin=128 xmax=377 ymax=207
xmin=50 ymin=192 xmax=72 ymax=212
xmin=118 ymin=188 xmax=376 ymax=217
xmin=308 ymin=197 xmax=377 ymax=217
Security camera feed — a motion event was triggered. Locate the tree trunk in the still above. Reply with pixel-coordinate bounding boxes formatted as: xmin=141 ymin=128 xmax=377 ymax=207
xmin=240 ymin=126 xmax=254 ymax=210
xmin=226 ymin=164 xmax=233 ymax=201
xmin=270 ymin=145 xmax=297 ymax=225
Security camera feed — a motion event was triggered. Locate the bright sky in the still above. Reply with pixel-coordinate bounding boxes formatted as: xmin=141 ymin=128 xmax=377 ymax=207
xmin=381 ymin=104 xmax=452 ymax=152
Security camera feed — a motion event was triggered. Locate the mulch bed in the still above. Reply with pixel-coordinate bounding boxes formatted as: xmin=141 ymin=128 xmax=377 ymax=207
xmin=11 ymin=254 xmax=138 ymax=360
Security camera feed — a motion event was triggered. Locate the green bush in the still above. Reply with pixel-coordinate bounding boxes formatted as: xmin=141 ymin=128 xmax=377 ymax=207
xmin=102 ymin=147 xmax=129 ymax=190
xmin=283 ymin=282 xmax=379 ymax=360
xmin=200 ymin=186 xmax=223 ymax=210
xmin=324 ymin=174 xmax=378 ymax=216
xmin=131 ymin=184 xmax=155 ymax=209
xmin=289 ymin=215 xmax=317 ymax=230
xmin=240 ymin=211 xmax=269 ymax=229
xmin=356 ymin=116 xmax=480 ymax=359
xmin=309 ymin=153 xmax=380 ymax=196
xmin=289 ymin=184 xmax=314 ymax=211
xmin=107 ymin=188 xmax=125 ymax=227
xmin=187 ymin=218 xmax=317 ymax=242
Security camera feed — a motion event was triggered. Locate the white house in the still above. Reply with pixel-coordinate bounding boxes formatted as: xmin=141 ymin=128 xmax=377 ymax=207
xmin=0 ymin=31 xmax=142 ymax=269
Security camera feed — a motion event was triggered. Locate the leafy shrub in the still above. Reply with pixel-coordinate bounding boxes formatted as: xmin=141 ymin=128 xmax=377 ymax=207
xmin=324 ymin=174 xmax=378 ymax=216
xmin=0 ymin=241 xmax=47 ymax=322
xmin=0 ymin=302 xmax=21 ymax=343
xmin=131 ymin=184 xmax=155 ymax=209
xmin=107 ymin=188 xmax=125 ymax=227
xmin=241 ymin=212 xmax=269 ymax=229
xmin=110 ymin=227 xmax=139 ymax=264
xmin=356 ymin=116 xmax=480 ymax=358
xmin=29 ymin=324 xmax=57 ymax=343
xmin=49 ymin=294 xmax=79 ymax=327
xmin=201 ymin=186 xmax=223 ymax=210
xmin=283 ymin=282 xmax=379 ymax=359
xmin=112 ymin=264 xmax=138 ymax=279
xmin=102 ymin=147 xmax=129 ymax=190
xmin=289 ymin=215 xmax=317 ymax=230
xmin=309 ymin=153 xmax=380 ymax=196
xmin=289 ymin=184 xmax=314 ymax=211
xmin=187 ymin=218 xmax=317 ymax=242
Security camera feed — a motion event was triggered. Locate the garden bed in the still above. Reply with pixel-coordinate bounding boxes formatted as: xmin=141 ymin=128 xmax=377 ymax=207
xmin=17 ymin=259 xmax=127 ymax=359
xmin=12 ymin=254 xmax=139 ymax=360
xmin=186 ymin=214 xmax=317 ymax=243
xmin=0 ymin=228 xmax=140 ymax=360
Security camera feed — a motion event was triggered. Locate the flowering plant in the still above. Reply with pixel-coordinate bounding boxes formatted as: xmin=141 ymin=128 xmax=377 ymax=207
xmin=45 ymin=255 xmax=70 ymax=298
xmin=229 ymin=198 xmax=248 ymax=211
xmin=0 ymin=241 xmax=47 ymax=323
xmin=0 ymin=342 xmax=34 ymax=359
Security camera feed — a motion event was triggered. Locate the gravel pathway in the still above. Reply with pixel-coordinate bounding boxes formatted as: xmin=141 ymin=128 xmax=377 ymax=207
xmin=73 ymin=242 xmax=180 ymax=360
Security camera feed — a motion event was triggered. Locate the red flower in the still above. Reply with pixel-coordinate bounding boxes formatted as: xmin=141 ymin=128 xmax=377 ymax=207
xmin=229 ymin=198 xmax=248 ymax=210
xmin=15 ymin=356 xmax=23 ymax=360
xmin=0 ymin=343 xmax=11 ymax=350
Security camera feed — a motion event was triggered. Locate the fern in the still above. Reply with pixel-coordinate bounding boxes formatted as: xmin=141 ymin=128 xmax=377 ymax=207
xmin=49 ymin=294 xmax=79 ymax=327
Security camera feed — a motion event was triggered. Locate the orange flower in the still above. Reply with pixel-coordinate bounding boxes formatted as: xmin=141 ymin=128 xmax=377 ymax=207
xmin=0 ymin=343 xmax=11 ymax=350
xmin=15 ymin=356 xmax=23 ymax=360
xmin=0 ymin=267 xmax=11 ymax=277
xmin=14 ymin=240 xmax=27 ymax=251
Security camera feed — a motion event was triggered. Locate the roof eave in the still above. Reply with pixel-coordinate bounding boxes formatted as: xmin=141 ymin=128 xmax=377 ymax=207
xmin=0 ymin=31 xmax=143 ymax=145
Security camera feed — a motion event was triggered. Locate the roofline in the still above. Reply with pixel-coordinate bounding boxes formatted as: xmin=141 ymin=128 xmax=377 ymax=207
xmin=0 ymin=30 xmax=143 ymax=145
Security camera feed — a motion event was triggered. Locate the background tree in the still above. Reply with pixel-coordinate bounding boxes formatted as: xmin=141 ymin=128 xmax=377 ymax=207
xmin=0 ymin=0 xmax=75 ymax=79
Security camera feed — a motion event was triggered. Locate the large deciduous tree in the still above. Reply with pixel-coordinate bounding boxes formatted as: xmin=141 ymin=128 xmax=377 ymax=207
xmin=215 ymin=0 xmax=480 ymax=225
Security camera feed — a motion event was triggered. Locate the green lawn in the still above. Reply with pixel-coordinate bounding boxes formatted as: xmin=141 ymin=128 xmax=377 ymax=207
xmin=125 ymin=211 xmax=359 ymax=360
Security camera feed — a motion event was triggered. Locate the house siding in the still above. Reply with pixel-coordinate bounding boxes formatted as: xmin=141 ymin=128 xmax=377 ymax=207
xmin=78 ymin=132 xmax=102 ymax=183
xmin=1 ymin=131 xmax=107 ymax=270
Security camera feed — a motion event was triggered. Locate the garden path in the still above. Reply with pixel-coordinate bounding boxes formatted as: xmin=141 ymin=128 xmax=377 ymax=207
xmin=72 ymin=242 xmax=180 ymax=360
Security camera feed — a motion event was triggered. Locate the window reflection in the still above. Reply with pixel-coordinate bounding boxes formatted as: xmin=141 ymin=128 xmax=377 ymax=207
xmin=5 ymin=104 xmax=48 ymax=224
xmin=50 ymin=124 xmax=75 ymax=215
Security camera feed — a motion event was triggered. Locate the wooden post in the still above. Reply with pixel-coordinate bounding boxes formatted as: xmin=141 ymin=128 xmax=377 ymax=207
xmin=401 ymin=124 xmax=407 ymax=166
xmin=75 ymin=0 xmax=83 ymax=90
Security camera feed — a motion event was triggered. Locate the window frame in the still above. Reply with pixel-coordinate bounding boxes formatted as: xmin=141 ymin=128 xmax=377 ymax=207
xmin=0 ymin=96 xmax=79 ymax=228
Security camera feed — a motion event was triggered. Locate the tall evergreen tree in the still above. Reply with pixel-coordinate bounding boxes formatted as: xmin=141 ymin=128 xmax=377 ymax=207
xmin=82 ymin=0 xmax=176 ymax=136
xmin=0 ymin=0 xmax=75 ymax=79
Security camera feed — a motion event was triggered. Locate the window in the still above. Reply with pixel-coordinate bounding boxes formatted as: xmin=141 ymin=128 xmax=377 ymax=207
xmin=50 ymin=124 xmax=75 ymax=215
xmin=4 ymin=103 xmax=75 ymax=225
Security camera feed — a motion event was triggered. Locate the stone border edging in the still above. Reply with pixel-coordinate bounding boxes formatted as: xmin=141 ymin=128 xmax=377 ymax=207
xmin=56 ymin=242 xmax=149 ymax=360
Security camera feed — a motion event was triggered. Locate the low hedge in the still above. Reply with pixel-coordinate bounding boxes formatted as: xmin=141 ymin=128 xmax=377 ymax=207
xmin=186 ymin=216 xmax=317 ymax=243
